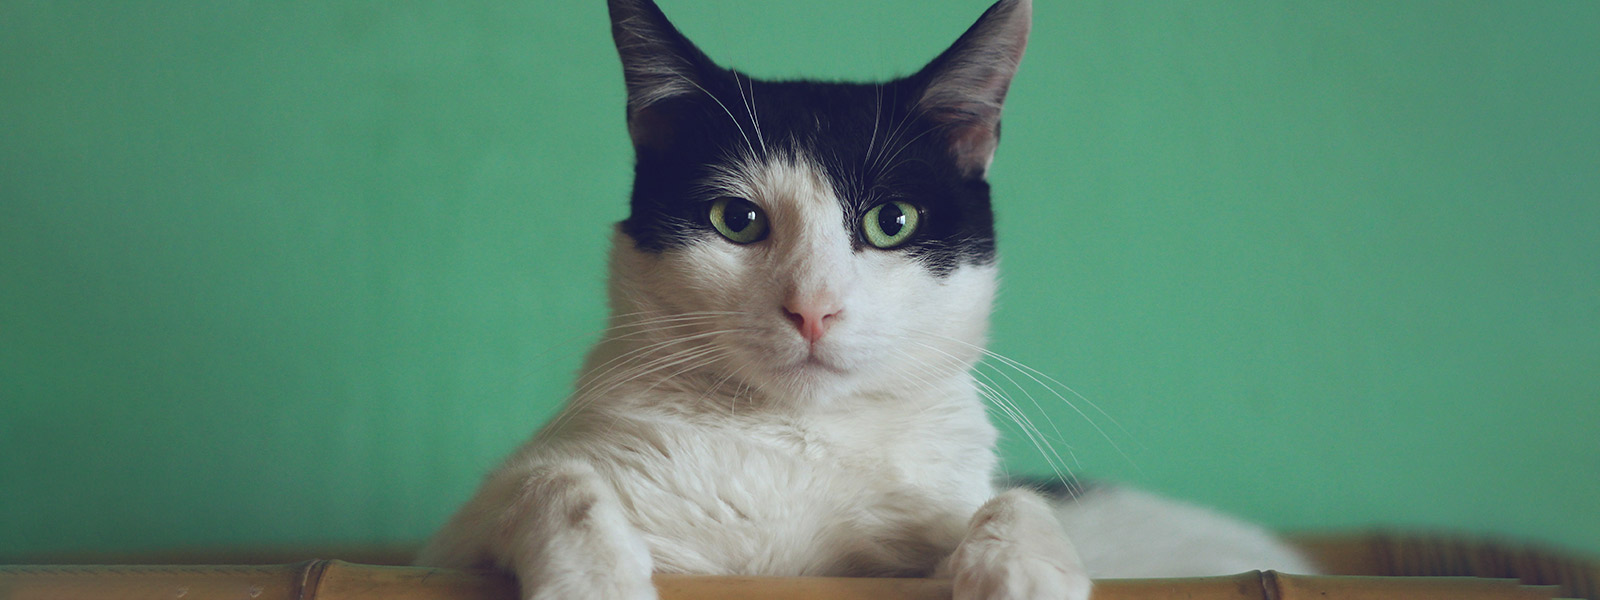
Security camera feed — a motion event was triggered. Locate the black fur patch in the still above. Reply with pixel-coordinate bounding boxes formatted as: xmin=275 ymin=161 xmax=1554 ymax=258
xmin=622 ymin=70 xmax=999 ymax=277
xmin=608 ymin=0 xmax=1008 ymax=279
xmin=1002 ymin=474 xmax=1095 ymax=501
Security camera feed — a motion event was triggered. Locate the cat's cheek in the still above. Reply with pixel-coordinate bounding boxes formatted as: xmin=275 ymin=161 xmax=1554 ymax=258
xmin=657 ymin=241 xmax=764 ymax=311
xmin=933 ymin=263 xmax=999 ymax=344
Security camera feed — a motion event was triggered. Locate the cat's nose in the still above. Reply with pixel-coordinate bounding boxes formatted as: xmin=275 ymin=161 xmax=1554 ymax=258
xmin=781 ymin=300 xmax=841 ymax=344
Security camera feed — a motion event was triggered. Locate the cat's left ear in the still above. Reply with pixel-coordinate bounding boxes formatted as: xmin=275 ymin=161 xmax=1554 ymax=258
xmin=915 ymin=0 xmax=1032 ymax=178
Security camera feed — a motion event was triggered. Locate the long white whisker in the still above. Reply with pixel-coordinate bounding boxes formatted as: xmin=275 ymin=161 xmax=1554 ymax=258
xmin=942 ymin=335 xmax=1140 ymax=454
xmin=972 ymin=361 xmax=1082 ymax=474
xmin=602 ymin=346 xmax=735 ymax=435
xmin=969 ymin=361 xmax=1076 ymax=485
xmin=601 ymin=313 xmax=736 ymax=343
xmin=971 ymin=358 xmax=1073 ymax=450
xmin=574 ymin=330 xmax=727 ymax=400
xmin=975 ymin=378 xmax=1075 ymax=487
xmin=874 ymin=122 xmax=948 ymax=179
xmin=734 ymin=72 xmax=767 ymax=156
xmin=543 ymin=330 xmax=732 ymax=436
xmin=863 ymin=84 xmax=883 ymax=172
xmin=869 ymin=92 xmax=930 ymax=174
xmin=701 ymin=359 xmax=748 ymax=417
xmin=560 ymin=340 xmax=734 ymax=430
xmin=907 ymin=340 xmax=1078 ymax=485
xmin=637 ymin=347 xmax=734 ymax=397
xmin=509 ymin=312 xmax=738 ymax=403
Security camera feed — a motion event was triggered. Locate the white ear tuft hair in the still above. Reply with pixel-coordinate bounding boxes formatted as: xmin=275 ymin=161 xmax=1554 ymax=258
xmin=607 ymin=0 xmax=714 ymax=149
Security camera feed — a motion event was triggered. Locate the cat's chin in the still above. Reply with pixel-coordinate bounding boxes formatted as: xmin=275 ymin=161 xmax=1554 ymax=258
xmin=736 ymin=334 xmax=850 ymax=375
xmin=740 ymin=350 xmax=861 ymax=404
xmin=790 ymin=353 xmax=847 ymax=374
xmin=761 ymin=353 xmax=847 ymax=388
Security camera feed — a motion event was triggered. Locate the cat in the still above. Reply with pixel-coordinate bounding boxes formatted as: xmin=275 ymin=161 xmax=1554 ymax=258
xmin=415 ymin=1 xmax=1315 ymax=598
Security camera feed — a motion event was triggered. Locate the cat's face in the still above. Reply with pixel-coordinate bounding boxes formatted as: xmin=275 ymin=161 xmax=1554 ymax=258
xmin=604 ymin=0 xmax=1029 ymax=404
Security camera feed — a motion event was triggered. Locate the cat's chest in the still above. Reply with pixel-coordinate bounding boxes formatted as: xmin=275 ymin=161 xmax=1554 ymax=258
xmin=582 ymin=404 xmax=996 ymax=576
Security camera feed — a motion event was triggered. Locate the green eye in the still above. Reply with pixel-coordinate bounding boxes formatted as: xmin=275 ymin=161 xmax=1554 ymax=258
xmin=708 ymin=197 xmax=768 ymax=244
xmin=862 ymin=200 xmax=921 ymax=249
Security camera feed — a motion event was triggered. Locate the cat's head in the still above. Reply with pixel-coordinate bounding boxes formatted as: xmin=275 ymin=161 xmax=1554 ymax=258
xmin=602 ymin=0 xmax=1029 ymax=406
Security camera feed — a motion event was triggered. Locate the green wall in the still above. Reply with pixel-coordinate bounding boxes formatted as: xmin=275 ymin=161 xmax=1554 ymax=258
xmin=2 ymin=1 xmax=1596 ymax=560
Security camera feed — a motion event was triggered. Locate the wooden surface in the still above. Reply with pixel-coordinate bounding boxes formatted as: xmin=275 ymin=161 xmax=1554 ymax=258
xmin=4 ymin=533 xmax=1594 ymax=599
xmin=0 ymin=561 xmax=1576 ymax=600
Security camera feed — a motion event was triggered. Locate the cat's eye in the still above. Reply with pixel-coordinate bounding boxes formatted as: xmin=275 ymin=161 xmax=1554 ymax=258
xmin=862 ymin=201 xmax=921 ymax=249
xmin=708 ymin=197 xmax=768 ymax=244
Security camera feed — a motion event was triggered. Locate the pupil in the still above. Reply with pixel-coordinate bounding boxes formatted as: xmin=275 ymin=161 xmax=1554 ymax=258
xmin=725 ymin=200 xmax=753 ymax=232
xmin=878 ymin=203 xmax=905 ymax=237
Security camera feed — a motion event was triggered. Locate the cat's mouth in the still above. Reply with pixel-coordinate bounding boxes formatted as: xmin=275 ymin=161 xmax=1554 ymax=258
xmin=786 ymin=352 xmax=847 ymax=376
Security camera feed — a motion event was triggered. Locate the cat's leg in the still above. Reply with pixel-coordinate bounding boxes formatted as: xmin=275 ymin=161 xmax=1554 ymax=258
xmin=463 ymin=460 xmax=657 ymax=600
xmin=940 ymin=488 xmax=1093 ymax=600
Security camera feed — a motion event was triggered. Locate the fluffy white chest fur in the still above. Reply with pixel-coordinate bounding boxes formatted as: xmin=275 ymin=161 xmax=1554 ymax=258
xmin=521 ymin=375 xmax=999 ymax=577
xmin=416 ymin=1 xmax=1314 ymax=598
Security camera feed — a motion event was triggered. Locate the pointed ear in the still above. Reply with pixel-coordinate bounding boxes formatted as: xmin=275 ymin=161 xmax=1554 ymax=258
xmin=607 ymin=0 xmax=713 ymax=150
xmin=915 ymin=0 xmax=1031 ymax=177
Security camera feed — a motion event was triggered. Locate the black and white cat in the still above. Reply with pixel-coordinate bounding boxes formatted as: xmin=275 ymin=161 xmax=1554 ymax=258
xmin=417 ymin=1 xmax=1314 ymax=598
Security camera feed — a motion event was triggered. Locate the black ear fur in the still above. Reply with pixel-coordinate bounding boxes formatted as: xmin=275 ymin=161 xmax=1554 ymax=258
xmin=607 ymin=0 xmax=718 ymax=150
xmin=913 ymin=0 xmax=1032 ymax=177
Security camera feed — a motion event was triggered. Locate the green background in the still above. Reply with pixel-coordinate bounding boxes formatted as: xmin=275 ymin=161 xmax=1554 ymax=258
xmin=2 ymin=1 xmax=1596 ymax=560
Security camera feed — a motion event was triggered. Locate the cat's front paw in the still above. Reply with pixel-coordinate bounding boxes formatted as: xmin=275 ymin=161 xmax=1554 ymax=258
xmin=524 ymin=570 xmax=656 ymax=600
xmin=519 ymin=535 xmax=658 ymax=600
xmin=945 ymin=489 xmax=1092 ymax=600
xmin=500 ymin=463 xmax=661 ymax=600
xmin=948 ymin=537 xmax=1090 ymax=600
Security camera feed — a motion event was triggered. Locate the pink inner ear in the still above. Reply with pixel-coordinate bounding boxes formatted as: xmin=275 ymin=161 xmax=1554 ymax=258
xmin=913 ymin=0 xmax=1031 ymax=177
xmin=946 ymin=123 xmax=1001 ymax=177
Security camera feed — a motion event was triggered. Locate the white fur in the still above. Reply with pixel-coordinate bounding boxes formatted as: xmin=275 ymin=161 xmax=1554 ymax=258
xmin=944 ymin=490 xmax=1092 ymax=599
xmin=417 ymin=149 xmax=1314 ymax=600
xmin=1057 ymin=486 xmax=1318 ymax=578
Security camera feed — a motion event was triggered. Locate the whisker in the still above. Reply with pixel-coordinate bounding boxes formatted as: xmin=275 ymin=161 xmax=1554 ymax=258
xmin=734 ymin=72 xmax=767 ymax=156
xmin=574 ymin=330 xmax=727 ymax=400
xmin=678 ymin=76 xmax=757 ymax=158
xmin=937 ymin=335 xmax=1141 ymax=458
xmin=479 ymin=312 xmax=737 ymax=414
xmin=971 ymin=361 xmax=1082 ymax=474
xmin=700 ymin=359 xmax=749 ymax=417
xmin=970 ymin=358 xmax=1074 ymax=452
xmin=600 ymin=313 xmax=737 ymax=344
xmin=874 ymin=121 xmax=948 ymax=179
xmin=638 ymin=347 xmax=733 ymax=397
xmin=548 ymin=330 xmax=723 ymax=423
xmin=975 ymin=378 xmax=1075 ymax=487
xmin=868 ymin=92 xmax=930 ymax=175
xmin=553 ymin=339 xmax=737 ymax=432
xmin=863 ymin=83 xmax=883 ymax=173
xmin=906 ymin=340 xmax=1078 ymax=486
xmin=602 ymin=346 xmax=735 ymax=435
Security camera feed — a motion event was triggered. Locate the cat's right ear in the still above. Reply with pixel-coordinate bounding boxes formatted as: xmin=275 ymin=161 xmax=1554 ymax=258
xmin=913 ymin=0 xmax=1031 ymax=178
xmin=608 ymin=0 xmax=713 ymax=151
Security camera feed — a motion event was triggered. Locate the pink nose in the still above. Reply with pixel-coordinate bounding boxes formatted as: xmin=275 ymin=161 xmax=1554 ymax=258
xmin=782 ymin=301 xmax=841 ymax=344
